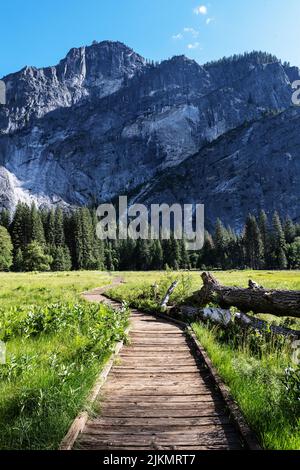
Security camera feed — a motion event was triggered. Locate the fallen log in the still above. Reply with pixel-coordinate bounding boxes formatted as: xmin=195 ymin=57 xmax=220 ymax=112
xmin=235 ymin=311 xmax=300 ymax=339
xmin=189 ymin=272 xmax=300 ymax=319
xmin=160 ymin=281 xmax=179 ymax=310
xmin=169 ymin=305 xmax=300 ymax=339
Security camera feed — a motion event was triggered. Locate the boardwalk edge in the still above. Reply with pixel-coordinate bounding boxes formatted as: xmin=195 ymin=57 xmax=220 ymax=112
xmin=59 ymin=324 xmax=131 ymax=450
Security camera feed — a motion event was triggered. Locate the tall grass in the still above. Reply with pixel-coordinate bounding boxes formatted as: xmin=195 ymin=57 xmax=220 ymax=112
xmin=0 ymin=271 xmax=112 ymax=308
xmin=192 ymin=322 xmax=300 ymax=449
xmin=0 ymin=272 xmax=129 ymax=450
xmin=1 ymin=270 xmax=299 ymax=449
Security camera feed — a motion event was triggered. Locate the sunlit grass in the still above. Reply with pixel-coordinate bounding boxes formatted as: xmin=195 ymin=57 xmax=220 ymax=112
xmin=0 ymin=271 xmax=127 ymax=450
xmin=109 ymin=270 xmax=300 ymax=329
xmin=192 ymin=322 xmax=300 ymax=450
xmin=0 ymin=270 xmax=299 ymax=450
xmin=0 ymin=271 xmax=112 ymax=309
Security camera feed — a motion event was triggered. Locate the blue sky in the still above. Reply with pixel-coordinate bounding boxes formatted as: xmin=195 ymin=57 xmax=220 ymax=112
xmin=1 ymin=0 xmax=300 ymax=77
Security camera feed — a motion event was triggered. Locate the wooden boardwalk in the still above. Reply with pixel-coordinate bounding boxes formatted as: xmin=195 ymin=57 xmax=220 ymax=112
xmin=71 ymin=290 xmax=244 ymax=451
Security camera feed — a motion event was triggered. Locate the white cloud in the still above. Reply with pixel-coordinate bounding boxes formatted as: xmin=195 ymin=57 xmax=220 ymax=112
xmin=187 ymin=42 xmax=200 ymax=50
xmin=172 ymin=33 xmax=183 ymax=40
xmin=206 ymin=17 xmax=214 ymax=25
xmin=183 ymin=27 xmax=199 ymax=38
xmin=194 ymin=5 xmax=208 ymax=15
xmin=173 ymin=27 xmax=199 ymax=42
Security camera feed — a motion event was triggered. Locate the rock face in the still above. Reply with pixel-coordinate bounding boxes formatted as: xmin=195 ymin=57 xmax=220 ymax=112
xmin=0 ymin=42 xmax=299 ymax=227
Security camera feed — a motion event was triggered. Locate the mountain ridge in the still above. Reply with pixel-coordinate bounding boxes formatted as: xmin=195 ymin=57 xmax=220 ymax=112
xmin=0 ymin=41 xmax=299 ymax=227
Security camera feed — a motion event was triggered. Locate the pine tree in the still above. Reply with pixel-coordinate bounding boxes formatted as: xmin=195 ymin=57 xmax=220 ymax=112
xmin=40 ymin=208 xmax=49 ymax=234
xmin=243 ymin=215 xmax=264 ymax=269
xmin=118 ymin=239 xmax=136 ymax=270
xmin=73 ymin=208 xmax=97 ymax=270
xmin=214 ymin=219 xmax=229 ymax=269
xmin=54 ymin=207 xmax=65 ymax=246
xmin=23 ymin=242 xmax=52 ymax=272
xmin=30 ymin=203 xmax=45 ymax=245
xmin=162 ymin=235 xmax=181 ymax=270
xmin=284 ymin=217 xmax=296 ymax=244
xmin=64 ymin=212 xmax=76 ymax=269
xmin=258 ymin=210 xmax=269 ymax=267
xmin=179 ymin=239 xmax=190 ymax=269
xmin=13 ymin=248 xmax=24 ymax=272
xmin=10 ymin=202 xmax=31 ymax=251
xmin=271 ymin=212 xmax=287 ymax=269
xmin=91 ymin=209 xmax=105 ymax=269
xmin=198 ymin=231 xmax=215 ymax=269
xmin=51 ymin=246 xmax=72 ymax=271
xmin=105 ymin=243 xmax=115 ymax=271
xmin=110 ymin=240 xmax=120 ymax=270
xmin=278 ymin=248 xmax=288 ymax=270
xmin=150 ymin=240 xmax=164 ymax=270
xmin=135 ymin=239 xmax=150 ymax=270
xmin=287 ymin=237 xmax=300 ymax=269
xmin=46 ymin=209 xmax=56 ymax=246
xmin=226 ymin=227 xmax=238 ymax=269
xmin=0 ymin=226 xmax=13 ymax=271
xmin=0 ymin=209 xmax=10 ymax=230
xmin=234 ymin=236 xmax=246 ymax=269
xmin=272 ymin=212 xmax=286 ymax=249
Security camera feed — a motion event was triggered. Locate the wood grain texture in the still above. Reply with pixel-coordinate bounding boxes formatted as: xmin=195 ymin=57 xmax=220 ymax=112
xmin=71 ymin=291 xmax=245 ymax=451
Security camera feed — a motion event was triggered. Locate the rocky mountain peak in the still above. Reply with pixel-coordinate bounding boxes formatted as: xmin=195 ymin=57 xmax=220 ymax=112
xmin=60 ymin=40 xmax=146 ymax=80
xmin=0 ymin=41 xmax=146 ymax=133
xmin=0 ymin=43 xmax=299 ymax=226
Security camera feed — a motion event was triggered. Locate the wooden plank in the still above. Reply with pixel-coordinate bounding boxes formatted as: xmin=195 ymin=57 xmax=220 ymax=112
xmin=83 ymin=424 xmax=236 ymax=436
xmin=131 ymin=325 xmax=182 ymax=330
xmin=118 ymin=357 xmax=197 ymax=362
xmin=106 ymin=381 xmax=210 ymax=388
xmin=103 ymin=387 xmax=214 ymax=394
xmin=100 ymin=399 xmax=224 ymax=409
xmin=82 ymin=426 xmax=239 ymax=438
xmin=77 ymin=431 xmax=241 ymax=446
xmin=124 ymin=347 xmax=190 ymax=351
xmin=131 ymin=330 xmax=183 ymax=333
xmin=119 ymin=352 xmax=195 ymax=358
xmin=88 ymin=416 xmax=231 ymax=426
xmin=130 ymin=335 xmax=187 ymax=340
xmin=97 ymin=409 xmax=226 ymax=418
xmin=130 ymin=341 xmax=187 ymax=345
xmin=99 ymin=393 xmax=217 ymax=403
xmin=59 ymin=412 xmax=88 ymax=451
xmin=110 ymin=370 xmax=205 ymax=376
xmin=118 ymin=361 xmax=201 ymax=365
xmin=102 ymin=386 xmax=215 ymax=395
xmin=112 ymin=367 xmax=201 ymax=372
xmin=116 ymin=365 xmax=200 ymax=370
xmin=77 ymin=444 xmax=242 ymax=450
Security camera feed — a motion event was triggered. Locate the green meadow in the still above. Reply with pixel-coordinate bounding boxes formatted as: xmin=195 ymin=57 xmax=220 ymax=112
xmin=0 ymin=271 xmax=128 ymax=450
xmin=0 ymin=270 xmax=299 ymax=450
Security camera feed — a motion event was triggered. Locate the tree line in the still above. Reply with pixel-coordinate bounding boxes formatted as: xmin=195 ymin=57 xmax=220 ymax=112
xmin=0 ymin=202 xmax=299 ymax=272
